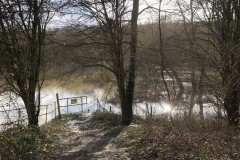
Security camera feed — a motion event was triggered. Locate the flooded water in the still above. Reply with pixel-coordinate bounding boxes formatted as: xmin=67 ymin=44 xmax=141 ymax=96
xmin=0 ymin=79 xmax=222 ymax=129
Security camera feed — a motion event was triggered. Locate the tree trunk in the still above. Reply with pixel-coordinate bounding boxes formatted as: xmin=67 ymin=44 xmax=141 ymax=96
xmin=198 ymin=67 xmax=205 ymax=121
xmin=209 ymin=0 xmax=240 ymax=126
xmin=119 ymin=82 xmax=132 ymax=125
xmin=116 ymin=69 xmax=129 ymax=124
xmin=20 ymin=90 xmax=39 ymax=127
xmin=224 ymin=91 xmax=240 ymax=126
xmin=224 ymin=77 xmax=240 ymax=126
xmin=220 ymin=44 xmax=240 ymax=126
xmin=122 ymin=0 xmax=139 ymax=125
xmin=171 ymin=69 xmax=184 ymax=107
xmin=29 ymin=89 xmax=39 ymax=127
xmin=189 ymin=70 xmax=197 ymax=119
xmin=0 ymin=0 xmax=47 ymax=128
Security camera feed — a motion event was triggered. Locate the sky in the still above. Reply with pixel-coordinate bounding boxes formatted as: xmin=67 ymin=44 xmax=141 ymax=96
xmin=48 ymin=0 xmax=181 ymax=28
xmin=48 ymin=0 xmax=207 ymax=29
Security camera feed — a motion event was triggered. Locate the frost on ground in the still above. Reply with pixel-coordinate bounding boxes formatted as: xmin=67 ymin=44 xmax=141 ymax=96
xmin=55 ymin=116 xmax=130 ymax=160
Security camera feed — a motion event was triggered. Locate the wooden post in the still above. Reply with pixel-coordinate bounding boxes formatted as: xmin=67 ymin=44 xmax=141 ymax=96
xmin=150 ymin=105 xmax=153 ymax=118
xmin=56 ymin=93 xmax=61 ymax=119
xmin=45 ymin=105 xmax=48 ymax=124
xmin=67 ymin=98 xmax=69 ymax=113
xmin=97 ymin=98 xmax=100 ymax=111
xmin=110 ymin=106 xmax=112 ymax=112
xmin=54 ymin=102 xmax=56 ymax=119
xmin=18 ymin=108 xmax=21 ymax=125
xmin=96 ymin=99 xmax=98 ymax=111
xmin=81 ymin=97 xmax=83 ymax=112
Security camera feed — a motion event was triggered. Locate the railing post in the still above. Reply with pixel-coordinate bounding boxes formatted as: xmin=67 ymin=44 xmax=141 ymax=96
xmin=150 ymin=105 xmax=153 ymax=118
xmin=18 ymin=108 xmax=21 ymax=125
xmin=81 ymin=97 xmax=83 ymax=112
xmin=45 ymin=105 xmax=48 ymax=124
xmin=56 ymin=93 xmax=61 ymax=119
xmin=54 ymin=102 xmax=56 ymax=119
xmin=97 ymin=98 xmax=99 ymax=111
xmin=67 ymin=98 xmax=69 ymax=113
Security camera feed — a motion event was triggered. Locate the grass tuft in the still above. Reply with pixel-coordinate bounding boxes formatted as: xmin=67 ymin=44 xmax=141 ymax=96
xmin=88 ymin=111 xmax=122 ymax=125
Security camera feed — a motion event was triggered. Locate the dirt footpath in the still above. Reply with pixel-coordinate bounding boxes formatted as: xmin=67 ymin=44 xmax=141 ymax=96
xmin=56 ymin=118 xmax=130 ymax=160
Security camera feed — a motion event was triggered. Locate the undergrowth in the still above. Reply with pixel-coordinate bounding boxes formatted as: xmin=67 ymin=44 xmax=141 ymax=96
xmin=0 ymin=113 xmax=85 ymax=160
xmin=121 ymin=116 xmax=240 ymax=160
xmin=2 ymin=112 xmax=238 ymax=160
xmin=0 ymin=125 xmax=57 ymax=160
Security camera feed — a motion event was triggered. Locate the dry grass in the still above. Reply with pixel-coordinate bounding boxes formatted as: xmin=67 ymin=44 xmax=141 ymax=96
xmin=0 ymin=114 xmax=85 ymax=160
xmin=120 ymin=117 xmax=240 ymax=160
xmin=88 ymin=111 xmax=122 ymax=126
xmin=2 ymin=113 xmax=238 ymax=160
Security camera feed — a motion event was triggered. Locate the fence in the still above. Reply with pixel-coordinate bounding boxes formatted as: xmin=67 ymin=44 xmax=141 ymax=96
xmin=38 ymin=104 xmax=56 ymax=124
xmin=0 ymin=93 xmax=92 ymax=130
xmin=57 ymin=94 xmax=88 ymax=114
xmin=0 ymin=106 xmax=27 ymax=128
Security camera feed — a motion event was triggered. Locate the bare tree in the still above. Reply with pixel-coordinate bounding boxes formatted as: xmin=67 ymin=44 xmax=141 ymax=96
xmin=0 ymin=0 xmax=51 ymax=127
xmin=59 ymin=0 xmax=139 ymax=124
xmin=198 ymin=0 xmax=240 ymax=126
xmin=176 ymin=0 xmax=198 ymax=119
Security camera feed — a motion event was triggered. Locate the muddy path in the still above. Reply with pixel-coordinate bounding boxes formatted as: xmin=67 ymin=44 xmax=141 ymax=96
xmin=56 ymin=118 xmax=130 ymax=160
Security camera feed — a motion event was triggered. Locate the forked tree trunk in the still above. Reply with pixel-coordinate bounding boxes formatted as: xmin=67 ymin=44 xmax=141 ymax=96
xmin=19 ymin=86 xmax=39 ymax=127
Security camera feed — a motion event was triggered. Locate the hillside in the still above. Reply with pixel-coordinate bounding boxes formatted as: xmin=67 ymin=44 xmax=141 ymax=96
xmin=1 ymin=112 xmax=239 ymax=159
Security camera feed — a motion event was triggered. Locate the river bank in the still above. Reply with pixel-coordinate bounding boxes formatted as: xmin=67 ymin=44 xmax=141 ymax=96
xmin=0 ymin=112 xmax=240 ymax=159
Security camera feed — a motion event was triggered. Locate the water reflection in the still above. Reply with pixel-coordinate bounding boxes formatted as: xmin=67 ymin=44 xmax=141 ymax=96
xmin=0 ymin=81 xmax=223 ymax=129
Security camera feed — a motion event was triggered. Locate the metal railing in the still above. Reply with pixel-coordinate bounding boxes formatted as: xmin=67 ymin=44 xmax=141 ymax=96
xmin=58 ymin=96 xmax=88 ymax=113
xmin=0 ymin=94 xmax=89 ymax=130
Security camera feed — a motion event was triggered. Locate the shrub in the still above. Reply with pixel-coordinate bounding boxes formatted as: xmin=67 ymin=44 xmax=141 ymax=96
xmin=0 ymin=126 xmax=55 ymax=160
